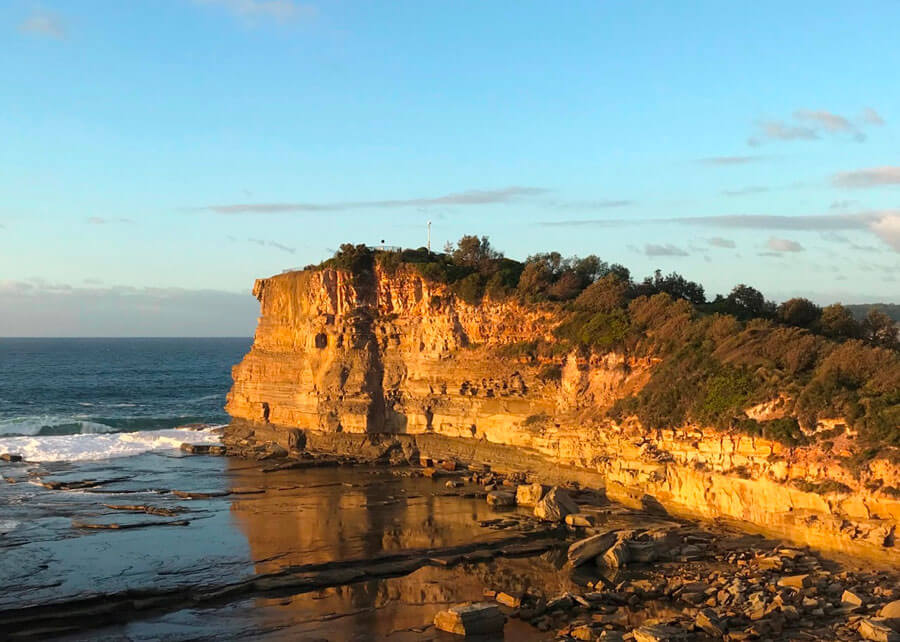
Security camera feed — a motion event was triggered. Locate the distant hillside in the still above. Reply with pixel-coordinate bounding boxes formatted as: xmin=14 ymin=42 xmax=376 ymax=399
xmin=846 ymin=304 xmax=900 ymax=323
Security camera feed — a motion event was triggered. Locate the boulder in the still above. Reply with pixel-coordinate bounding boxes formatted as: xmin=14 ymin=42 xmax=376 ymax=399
xmin=433 ymin=603 xmax=505 ymax=636
xmin=486 ymin=491 xmax=516 ymax=507
xmin=533 ymin=486 xmax=579 ymax=521
xmin=567 ymin=531 xmax=618 ymax=567
xmin=515 ymin=482 xmax=547 ymax=506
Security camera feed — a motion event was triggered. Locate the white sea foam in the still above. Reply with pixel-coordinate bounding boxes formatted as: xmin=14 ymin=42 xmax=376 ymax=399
xmin=0 ymin=427 xmax=222 ymax=463
xmin=0 ymin=415 xmax=118 ymax=437
xmin=0 ymin=520 xmax=19 ymax=535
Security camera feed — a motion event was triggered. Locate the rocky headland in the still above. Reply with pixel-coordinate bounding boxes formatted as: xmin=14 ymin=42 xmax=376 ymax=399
xmin=225 ymin=254 xmax=900 ymax=564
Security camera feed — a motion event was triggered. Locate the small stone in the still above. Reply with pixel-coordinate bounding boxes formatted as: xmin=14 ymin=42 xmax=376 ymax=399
xmin=486 ymin=491 xmax=516 ymax=507
xmin=496 ymin=592 xmax=522 ymax=608
xmin=445 ymin=480 xmax=463 ymax=488
xmin=571 ymin=624 xmax=599 ymax=641
xmin=778 ymin=574 xmax=811 ymax=590
xmin=0 ymin=453 xmax=23 ymax=462
xmin=433 ymin=603 xmax=505 ymax=636
xmin=842 ymin=590 xmax=865 ymax=607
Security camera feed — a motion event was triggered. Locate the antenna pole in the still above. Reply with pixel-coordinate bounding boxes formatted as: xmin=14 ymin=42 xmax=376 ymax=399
xmin=427 ymin=220 xmax=432 ymax=251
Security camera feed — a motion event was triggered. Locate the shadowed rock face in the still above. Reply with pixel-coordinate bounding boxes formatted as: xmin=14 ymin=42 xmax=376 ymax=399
xmin=226 ymin=265 xmax=900 ymax=563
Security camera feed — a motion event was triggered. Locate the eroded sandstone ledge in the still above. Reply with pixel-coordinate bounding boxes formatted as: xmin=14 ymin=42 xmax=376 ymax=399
xmin=226 ymin=266 xmax=900 ymax=563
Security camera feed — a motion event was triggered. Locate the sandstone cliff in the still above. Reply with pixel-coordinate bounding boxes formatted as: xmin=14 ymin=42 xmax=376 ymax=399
xmin=227 ymin=266 xmax=900 ymax=562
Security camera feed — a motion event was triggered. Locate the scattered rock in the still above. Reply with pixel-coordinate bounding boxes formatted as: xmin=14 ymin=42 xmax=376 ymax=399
xmin=843 ymin=590 xmax=865 ymax=607
xmin=433 ymin=603 xmax=505 ymax=636
xmin=515 ymin=482 xmax=547 ymax=507
xmin=486 ymin=491 xmax=516 ymax=507
xmin=696 ymin=608 xmax=726 ymax=636
xmin=533 ymin=486 xmax=578 ymax=521
xmin=445 ymin=480 xmax=463 ymax=488
xmin=632 ymin=624 xmax=688 ymax=642
xmin=0 ymin=453 xmax=23 ymax=462
xmin=565 ymin=513 xmax=595 ymax=527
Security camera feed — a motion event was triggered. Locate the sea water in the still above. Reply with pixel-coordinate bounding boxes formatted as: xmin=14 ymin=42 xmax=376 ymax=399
xmin=0 ymin=338 xmax=251 ymax=460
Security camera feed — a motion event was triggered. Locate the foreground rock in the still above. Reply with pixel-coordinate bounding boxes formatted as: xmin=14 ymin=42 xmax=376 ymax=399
xmin=433 ymin=603 xmax=505 ymax=636
xmin=567 ymin=531 xmax=618 ymax=567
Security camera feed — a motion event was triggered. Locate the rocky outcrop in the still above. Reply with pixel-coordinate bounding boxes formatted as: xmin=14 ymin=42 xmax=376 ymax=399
xmin=226 ymin=265 xmax=900 ymax=563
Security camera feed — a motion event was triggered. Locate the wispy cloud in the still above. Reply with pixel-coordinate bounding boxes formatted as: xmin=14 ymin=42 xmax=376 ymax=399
xmin=19 ymin=10 xmax=66 ymax=39
xmin=794 ymin=109 xmax=856 ymax=134
xmin=540 ymin=213 xmax=875 ymax=231
xmin=708 ymin=237 xmax=736 ymax=249
xmin=697 ymin=156 xmax=767 ymax=166
xmin=202 ymin=186 xmax=549 ymax=213
xmin=195 ymin=0 xmax=317 ymax=23
xmin=748 ymin=108 xmax=879 ymax=146
xmin=248 ymin=238 xmax=296 ymax=254
xmin=767 ymin=237 xmax=805 ymax=252
xmin=644 ymin=243 xmax=688 ymax=257
xmin=830 ymin=200 xmax=859 ymax=210
xmin=748 ymin=120 xmax=818 ymax=146
xmin=832 ymin=166 xmax=900 ymax=188
xmin=861 ymin=108 xmax=885 ymax=126
xmin=552 ymin=199 xmax=633 ymax=210
xmin=86 ymin=217 xmax=133 ymax=224
xmin=721 ymin=186 xmax=770 ymax=197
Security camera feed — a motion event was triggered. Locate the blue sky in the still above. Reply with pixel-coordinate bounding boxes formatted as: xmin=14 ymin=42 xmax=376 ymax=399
xmin=1 ymin=1 xmax=899 ymax=336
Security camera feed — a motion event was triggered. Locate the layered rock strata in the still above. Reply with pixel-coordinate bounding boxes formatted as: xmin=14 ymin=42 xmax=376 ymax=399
xmin=226 ymin=266 xmax=900 ymax=562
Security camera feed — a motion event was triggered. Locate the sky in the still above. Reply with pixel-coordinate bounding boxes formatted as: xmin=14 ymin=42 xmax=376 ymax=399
xmin=1 ymin=1 xmax=899 ymax=336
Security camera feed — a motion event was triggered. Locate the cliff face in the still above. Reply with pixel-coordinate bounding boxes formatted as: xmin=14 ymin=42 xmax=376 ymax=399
xmin=227 ymin=266 xmax=900 ymax=562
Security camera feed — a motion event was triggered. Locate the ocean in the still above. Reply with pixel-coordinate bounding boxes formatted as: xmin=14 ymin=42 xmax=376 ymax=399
xmin=0 ymin=337 xmax=251 ymax=461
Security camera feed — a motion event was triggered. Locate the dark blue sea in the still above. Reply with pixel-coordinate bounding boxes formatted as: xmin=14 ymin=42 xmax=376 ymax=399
xmin=0 ymin=338 xmax=251 ymax=460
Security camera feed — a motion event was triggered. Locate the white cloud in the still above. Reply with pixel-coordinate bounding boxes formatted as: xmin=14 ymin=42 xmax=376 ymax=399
xmin=766 ymin=237 xmax=805 ymax=252
xmin=870 ymin=215 xmax=900 ymax=251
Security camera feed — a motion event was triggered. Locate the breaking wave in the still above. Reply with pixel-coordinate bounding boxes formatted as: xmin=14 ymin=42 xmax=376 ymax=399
xmin=0 ymin=426 xmax=224 ymax=463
